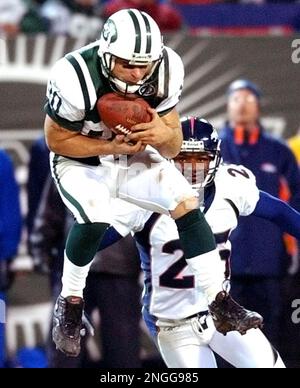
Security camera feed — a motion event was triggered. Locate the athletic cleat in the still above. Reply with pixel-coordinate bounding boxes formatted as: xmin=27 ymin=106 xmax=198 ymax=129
xmin=52 ymin=295 xmax=84 ymax=357
xmin=209 ymin=291 xmax=264 ymax=336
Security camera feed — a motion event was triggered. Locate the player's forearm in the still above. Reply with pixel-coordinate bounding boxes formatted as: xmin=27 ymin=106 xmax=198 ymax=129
xmin=155 ymin=109 xmax=183 ymax=158
xmin=47 ymin=132 xmax=114 ymax=157
xmin=44 ymin=115 xmax=118 ymax=157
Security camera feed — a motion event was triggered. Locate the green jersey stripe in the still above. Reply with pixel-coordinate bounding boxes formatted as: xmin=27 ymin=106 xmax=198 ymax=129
xmin=66 ymin=54 xmax=91 ymax=112
xmin=52 ymin=155 xmax=91 ymax=223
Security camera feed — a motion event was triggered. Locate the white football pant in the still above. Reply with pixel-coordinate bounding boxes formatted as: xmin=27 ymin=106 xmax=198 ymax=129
xmin=157 ymin=313 xmax=286 ymax=368
xmin=50 ymin=146 xmax=195 ymax=224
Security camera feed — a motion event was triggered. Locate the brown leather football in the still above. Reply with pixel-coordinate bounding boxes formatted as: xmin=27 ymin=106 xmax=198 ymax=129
xmin=97 ymin=93 xmax=151 ymax=135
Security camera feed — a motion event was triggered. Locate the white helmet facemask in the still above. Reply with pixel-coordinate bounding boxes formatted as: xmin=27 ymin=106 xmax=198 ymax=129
xmin=98 ymin=8 xmax=164 ymax=94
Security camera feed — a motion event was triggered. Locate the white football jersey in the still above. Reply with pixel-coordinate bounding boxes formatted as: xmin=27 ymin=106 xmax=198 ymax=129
xmin=46 ymin=42 xmax=184 ymax=139
xmin=112 ymin=163 xmax=260 ymax=321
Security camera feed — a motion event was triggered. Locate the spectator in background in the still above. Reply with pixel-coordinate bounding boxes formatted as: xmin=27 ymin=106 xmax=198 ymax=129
xmin=219 ymin=79 xmax=300 ymax=350
xmin=0 ymin=0 xmax=27 ymax=36
xmin=288 ymin=127 xmax=300 ymax=166
xmin=40 ymin=0 xmax=103 ymax=38
xmin=20 ymin=0 xmax=49 ymax=34
xmin=0 ymin=149 xmax=22 ymax=368
xmin=0 ymin=0 xmax=49 ymax=36
xmin=103 ymin=0 xmax=183 ymax=32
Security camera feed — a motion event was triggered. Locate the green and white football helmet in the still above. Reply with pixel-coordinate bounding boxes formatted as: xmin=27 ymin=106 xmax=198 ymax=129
xmin=98 ymin=8 xmax=164 ymax=94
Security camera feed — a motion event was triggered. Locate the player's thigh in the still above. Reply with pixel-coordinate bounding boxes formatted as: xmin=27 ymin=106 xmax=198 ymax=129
xmin=210 ymin=329 xmax=275 ymax=368
xmin=118 ymin=147 xmax=195 ymax=213
xmin=158 ymin=321 xmax=217 ymax=368
xmin=50 ymin=155 xmax=113 ymax=223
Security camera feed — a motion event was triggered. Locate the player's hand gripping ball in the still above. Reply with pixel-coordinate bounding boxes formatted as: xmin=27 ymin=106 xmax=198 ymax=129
xmin=97 ymin=93 xmax=151 ymax=135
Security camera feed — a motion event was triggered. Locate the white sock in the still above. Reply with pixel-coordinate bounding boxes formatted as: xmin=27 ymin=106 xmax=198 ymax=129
xmin=61 ymin=253 xmax=92 ymax=298
xmin=186 ymin=249 xmax=225 ymax=303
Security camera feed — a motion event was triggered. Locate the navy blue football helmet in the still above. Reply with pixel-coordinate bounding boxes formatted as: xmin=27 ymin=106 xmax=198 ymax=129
xmin=178 ymin=116 xmax=221 ymax=187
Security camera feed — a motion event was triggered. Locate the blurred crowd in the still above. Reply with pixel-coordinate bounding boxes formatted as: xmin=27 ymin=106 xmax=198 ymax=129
xmin=1 ymin=0 xmax=300 ymax=38
xmin=0 ymin=0 xmax=183 ymax=38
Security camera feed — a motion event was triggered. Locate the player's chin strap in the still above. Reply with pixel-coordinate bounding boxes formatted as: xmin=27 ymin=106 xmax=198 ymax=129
xmin=109 ymin=76 xmax=141 ymax=94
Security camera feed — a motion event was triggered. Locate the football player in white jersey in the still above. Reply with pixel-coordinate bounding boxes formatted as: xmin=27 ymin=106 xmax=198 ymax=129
xmin=107 ymin=117 xmax=300 ymax=367
xmin=44 ymin=9 xmax=259 ymax=357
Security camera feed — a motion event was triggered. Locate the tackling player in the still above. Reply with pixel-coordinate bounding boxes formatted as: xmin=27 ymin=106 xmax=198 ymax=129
xmin=108 ymin=117 xmax=300 ymax=367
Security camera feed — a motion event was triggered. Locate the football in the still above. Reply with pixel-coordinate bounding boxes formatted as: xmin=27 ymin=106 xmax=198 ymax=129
xmin=97 ymin=93 xmax=151 ymax=135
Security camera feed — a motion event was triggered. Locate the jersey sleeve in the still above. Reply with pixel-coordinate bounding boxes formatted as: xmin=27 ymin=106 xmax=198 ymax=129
xmin=218 ymin=164 xmax=260 ymax=216
xmin=45 ymin=57 xmax=86 ymax=131
xmin=156 ymin=47 xmax=184 ymax=115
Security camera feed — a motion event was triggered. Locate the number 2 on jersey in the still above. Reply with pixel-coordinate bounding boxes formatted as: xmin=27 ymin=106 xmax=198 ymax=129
xmin=227 ymin=167 xmax=250 ymax=179
xmin=159 ymin=240 xmax=194 ymax=289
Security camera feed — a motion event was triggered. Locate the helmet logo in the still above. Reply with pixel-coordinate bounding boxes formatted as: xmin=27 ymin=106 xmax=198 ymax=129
xmin=138 ymin=84 xmax=156 ymax=96
xmin=102 ymin=20 xmax=117 ymax=44
xmin=181 ymin=139 xmax=205 ymax=152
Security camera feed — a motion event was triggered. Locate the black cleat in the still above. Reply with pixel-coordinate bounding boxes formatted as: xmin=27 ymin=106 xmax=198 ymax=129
xmin=209 ymin=291 xmax=263 ymax=336
xmin=52 ymin=295 xmax=84 ymax=357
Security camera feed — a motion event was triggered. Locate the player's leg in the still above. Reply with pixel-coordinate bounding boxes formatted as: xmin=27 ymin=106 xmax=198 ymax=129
xmin=50 ymin=155 xmax=112 ymax=356
xmin=157 ymin=316 xmax=217 ymax=368
xmin=160 ymin=343 xmax=216 ymax=369
xmin=210 ymin=328 xmax=286 ymax=368
xmin=47 ymin=274 xmax=82 ymax=367
xmin=273 ymin=351 xmax=285 ymax=368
